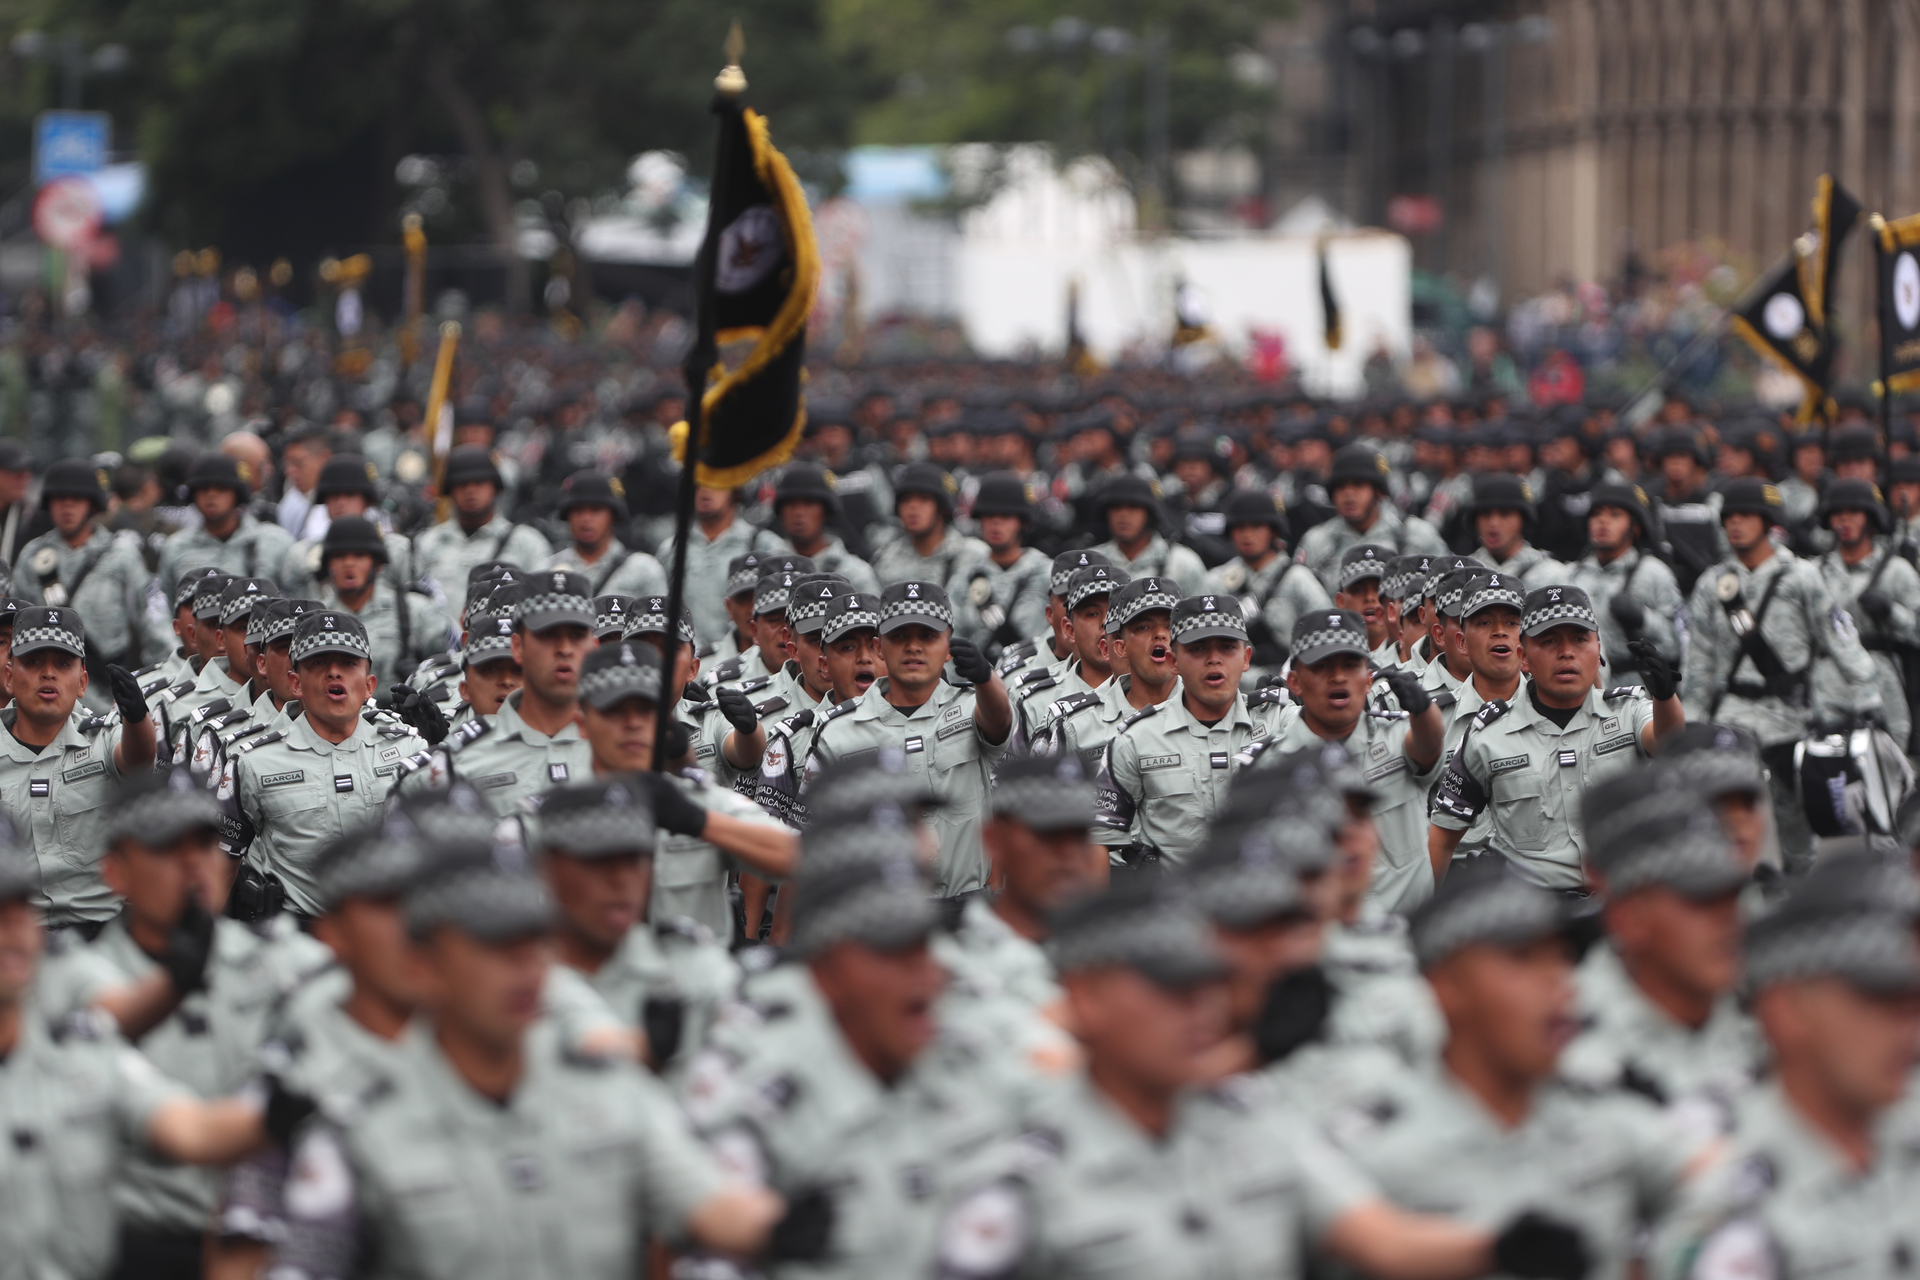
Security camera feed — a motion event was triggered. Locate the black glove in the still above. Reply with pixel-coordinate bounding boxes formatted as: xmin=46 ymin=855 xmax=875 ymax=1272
xmin=381 ymin=684 xmax=449 ymax=747
xmin=1253 ymin=965 xmax=1334 ymax=1066
xmin=767 ymin=1187 xmax=835 ymax=1263
xmin=641 ymin=995 xmax=686 ymax=1067
xmin=659 ymin=720 xmax=693 ymax=764
xmin=645 ymin=771 xmax=709 ymax=837
xmin=1381 ymin=668 xmax=1432 ymax=716
xmin=159 ymin=897 xmax=216 ymax=994
xmin=263 ymin=1074 xmax=317 ymax=1149
xmin=1606 ymin=592 xmax=1646 ymax=635
xmin=1492 ymin=1211 xmax=1591 ymax=1280
xmin=1626 ymin=638 xmax=1678 ymax=701
xmin=682 ymin=680 xmax=711 ymax=704
xmin=106 ymin=663 xmax=149 ymax=724
xmin=949 ymin=636 xmax=993 ymax=685
xmin=1858 ymin=588 xmax=1894 ymax=624
xmin=716 ymin=686 xmax=759 ymax=735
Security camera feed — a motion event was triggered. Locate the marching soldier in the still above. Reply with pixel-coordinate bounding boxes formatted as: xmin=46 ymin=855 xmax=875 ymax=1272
xmin=1031 ymin=575 xmax=1181 ymax=776
xmin=1815 ymin=478 xmax=1920 ymax=751
xmin=1565 ymin=481 xmax=1684 ymax=688
xmin=1333 ymin=543 xmax=1396 ymax=658
xmin=1200 ymin=488 xmax=1331 ymax=672
xmin=15 ymin=458 xmax=169 ymax=679
xmin=757 ymin=585 xmax=875 ymax=826
xmin=1681 ymin=478 xmax=1882 ymax=868
xmin=228 ymin=610 xmax=426 ymax=918
xmin=769 ymin=461 xmax=881 ymax=593
xmin=805 ymin=580 xmax=1012 ymax=896
xmin=276 ymin=453 xmax=414 ymax=595
xmin=949 ymin=470 xmax=1050 ymax=653
xmin=1011 ymin=564 xmax=1123 ymax=750
xmin=1296 ymin=444 xmax=1448 ymax=594
xmin=0 ymin=606 xmax=154 ymax=931
xmin=542 ymin=468 xmax=668 ymax=597
xmin=409 ymin=445 xmax=552 ymax=605
xmin=155 ymin=455 xmax=295 ymax=593
xmin=1466 ymin=472 xmax=1569 ymax=587
xmin=656 ymin=483 xmax=791 ymax=650
xmin=996 ymin=548 xmax=1110 ymax=685
xmin=697 ymin=552 xmax=768 ymax=680
xmin=447 ymin=609 xmax=520 ymax=723
xmin=314 ymin=515 xmax=449 ymax=687
xmin=1089 ymin=473 xmax=1207 ymax=593
xmin=871 ymin=462 xmax=988 ymax=588
xmin=1431 ymin=586 xmax=1684 ymax=891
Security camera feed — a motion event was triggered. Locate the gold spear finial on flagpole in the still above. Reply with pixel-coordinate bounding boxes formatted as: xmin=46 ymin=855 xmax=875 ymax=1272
xmin=716 ymin=20 xmax=746 ymax=95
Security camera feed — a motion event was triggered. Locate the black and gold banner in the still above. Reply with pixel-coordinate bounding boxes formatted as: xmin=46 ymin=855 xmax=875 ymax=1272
xmin=1731 ymin=174 xmax=1862 ymax=423
xmin=1874 ymin=212 xmax=1920 ymax=397
xmin=1319 ymin=239 xmax=1343 ymax=351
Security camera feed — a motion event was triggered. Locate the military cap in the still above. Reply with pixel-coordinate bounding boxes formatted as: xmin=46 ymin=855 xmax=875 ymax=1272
xmin=593 ymin=595 xmax=635 ymax=641
xmin=1065 ymin=564 xmax=1126 ymax=611
xmin=820 ymin=587 xmax=882 ymax=643
xmin=1819 ymin=478 xmax=1893 ymax=533
xmin=1521 ymin=585 xmax=1598 ymax=637
xmin=1891 ymin=455 xmax=1920 ymax=486
xmin=623 ymin=596 xmax=696 ymax=647
xmin=1337 ymin=543 xmax=1392 ymax=591
xmin=726 ymin=553 xmax=770 ymax=598
xmin=405 ymin=839 xmax=551 ymax=942
xmin=577 ymin=638 xmax=662 ymax=710
xmin=1171 ymin=593 xmax=1246 ymax=644
xmin=1743 ymin=868 xmax=1920 ymax=996
xmin=1105 ymin=575 xmax=1181 ymax=635
xmin=1289 ymin=607 xmax=1370 ymax=666
xmin=538 ymin=776 xmax=655 ymax=858
xmin=1587 ymin=481 xmax=1654 ymax=537
xmin=1048 ymin=878 xmax=1228 ymax=987
xmin=105 ymin=767 xmax=225 ymax=848
xmin=174 ymin=566 xmax=226 ymax=613
xmin=1432 ymin=568 xmax=1476 ymax=618
xmin=556 ymin=469 xmax=628 ymax=520
xmin=463 ymin=613 xmax=517 ymax=667
xmin=443 ymin=445 xmax=504 ymax=490
xmin=512 ymin=569 xmax=595 ymax=633
xmin=754 ymin=571 xmax=799 ymax=617
xmin=804 ymin=749 xmax=941 ymax=832
xmin=1783 ymin=843 xmax=1920 ymax=921
xmin=0 ymin=440 xmax=28 ymax=473
xmin=1096 ymin=473 xmax=1161 ymax=514
xmin=12 ymin=605 xmax=85 ymax=658
xmin=1222 ymin=488 xmax=1289 ymax=539
xmin=1580 ymin=782 xmax=1747 ymax=900
xmin=290 ymin=610 xmax=372 ymax=665
xmin=1381 ymin=554 xmax=1428 ymax=603
xmin=321 ymin=515 xmax=388 ymax=564
xmin=0 ymin=597 xmax=23 ymax=630
xmin=314 ymin=814 xmax=430 ymax=912
xmin=218 ymin=576 xmax=282 ymax=628
xmin=1049 ymin=548 xmax=1113 ymax=596
xmin=260 ymin=597 xmax=321 ymax=646
xmin=878 ymin=580 xmax=953 ymax=634
xmin=1328 ymin=444 xmax=1392 ymax=492
xmin=992 ymin=752 xmax=1096 ymax=831
xmin=1465 ymin=472 xmax=1537 ymax=523
xmin=191 ymin=573 xmax=237 ymax=619
xmin=467 ymin=560 xmax=520 ymax=587
xmin=1461 ymin=571 xmax=1527 ymax=620
xmin=971 ymin=472 xmax=1035 ymax=521
xmin=774 ymin=462 xmax=838 ymax=510
xmin=894 ymin=462 xmax=959 ymax=519
xmin=1421 ymin=555 xmax=1475 ymax=607
xmin=1827 ymin=424 xmax=1883 ymax=465
xmin=40 ymin=458 xmax=109 ymax=509
xmin=314 ymin=453 xmax=380 ymax=500
xmin=1718 ymin=477 xmax=1785 ymax=523
xmin=186 ymin=454 xmax=251 ymax=497
xmin=1409 ymin=855 xmax=1579 ymax=971
xmin=1656 ymin=722 xmax=1766 ymax=801
xmin=787 ymin=574 xmax=850 ymax=635
xmin=788 ymin=840 xmax=938 ymax=958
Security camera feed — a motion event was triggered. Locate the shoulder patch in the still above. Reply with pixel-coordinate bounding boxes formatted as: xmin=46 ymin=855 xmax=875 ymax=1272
xmin=737 ymin=676 xmax=773 ymax=694
xmin=1117 ymin=702 xmax=1163 ymax=732
xmin=818 ymin=699 xmax=862 ymax=727
xmin=1472 ymin=699 xmax=1511 ymax=729
xmin=1247 ymin=686 xmax=1287 ymax=708
xmin=1016 ymin=675 xmax=1058 ymax=700
xmin=1603 ymin=685 xmax=1649 ymax=701
xmin=1052 ymin=691 xmax=1101 ymax=719
xmin=753 ymin=696 xmax=790 ymax=717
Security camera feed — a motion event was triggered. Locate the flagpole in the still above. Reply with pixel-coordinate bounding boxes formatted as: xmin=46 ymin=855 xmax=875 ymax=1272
xmin=1874 ymin=215 xmax=1894 ymax=447
xmin=655 ymin=31 xmax=746 ymax=771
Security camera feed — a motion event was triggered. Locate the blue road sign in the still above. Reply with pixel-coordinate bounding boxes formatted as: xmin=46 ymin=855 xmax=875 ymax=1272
xmin=33 ymin=111 xmax=109 ymax=185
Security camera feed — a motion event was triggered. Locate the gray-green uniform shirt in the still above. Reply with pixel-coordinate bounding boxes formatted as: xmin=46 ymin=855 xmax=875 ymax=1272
xmin=1816 ymin=541 xmax=1920 ymax=749
xmin=156 ymin=513 xmax=295 ymax=599
xmin=1030 ymin=673 xmax=1160 ymax=777
xmin=1653 ymin=1082 xmax=1920 ymax=1280
xmin=1296 ymin=507 xmax=1450 ymax=596
xmin=870 ymin=524 xmax=990 ymax=592
xmin=656 ymin=518 xmax=790 ymax=649
xmin=273 ymin=1019 xmax=730 ymax=1280
xmin=418 ymin=688 xmax=593 ymax=817
xmin=948 ymin=547 xmax=1051 ymax=648
xmin=1431 ymin=684 xmax=1657 ymax=890
xmin=1565 ymin=547 xmax=1685 ymax=677
xmin=540 ymin=541 xmax=668 ymax=598
xmin=1244 ymin=704 xmax=1443 ymax=913
xmin=278 ymin=527 xmax=415 ymax=597
xmin=229 ymin=712 xmax=425 ymax=914
xmin=655 ymin=767 xmax=789 ymax=939
xmin=164 ymin=655 xmax=248 ymax=759
xmin=410 ymin=514 xmax=553 ymax=603
xmin=1089 ymin=532 xmax=1208 ymax=595
xmin=317 ymin=580 xmax=452 ymax=688
xmin=1092 ymin=691 xmax=1262 ymax=866
xmin=1202 ymin=555 xmax=1335 ymax=659
xmin=0 ymin=1001 xmax=188 ymax=1280
xmin=560 ymin=917 xmax=740 ymax=1079
xmin=1325 ymin=1063 xmax=1699 ymax=1280
xmin=40 ymin=916 xmax=330 ymax=1235
xmin=0 ymin=705 xmax=124 ymax=925
xmin=16 ymin=524 xmax=169 ymax=667
xmin=1469 ymin=542 xmax=1572 ymax=589
xmin=805 ymin=678 xmax=1010 ymax=895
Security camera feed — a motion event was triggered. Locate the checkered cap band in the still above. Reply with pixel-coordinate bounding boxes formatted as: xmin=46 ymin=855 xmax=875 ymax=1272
xmin=317 ymin=832 xmax=425 ymax=910
xmin=822 ymin=592 xmax=882 ymax=642
xmin=406 ymin=862 xmax=553 ymax=941
xmin=787 ymin=582 xmax=846 ymax=631
xmin=513 ymin=590 xmax=594 ymax=630
xmin=174 ymin=569 xmax=224 ymax=612
xmin=1051 ymin=550 xmax=1110 ymax=595
xmin=992 ymin=755 xmax=1096 ymax=828
xmin=538 ymin=780 xmax=655 ymax=857
xmin=104 ymin=775 xmax=224 ymax=847
xmin=755 ymin=573 xmax=796 ymax=615
xmin=622 ymin=597 xmax=696 ymax=645
xmin=1188 ymin=828 xmax=1310 ymax=929
xmin=1522 ymin=588 xmax=1598 ymax=636
xmin=219 ymin=579 xmax=280 ymax=627
xmin=1435 ymin=571 xmax=1473 ymax=616
xmin=789 ymin=850 xmax=937 ymax=957
xmin=1289 ymin=610 xmax=1369 ymax=664
xmin=593 ymin=596 xmax=634 ymax=635
xmin=879 ymin=584 xmax=953 ymax=631
xmin=1066 ymin=567 xmax=1125 ymax=611
xmin=246 ymin=600 xmax=282 ymax=645
xmin=1462 ymin=578 xmax=1527 ymax=619
xmin=726 ymin=557 xmax=766 ymax=597
xmin=192 ymin=577 xmax=235 ymax=618
xmin=1586 ymin=796 xmax=1746 ymax=898
xmin=264 ymin=599 xmax=319 ymax=645
xmin=1411 ymin=858 xmax=1568 ymax=969
xmin=291 ymin=612 xmax=372 ymax=664
xmin=1107 ymin=578 xmax=1181 ymax=633
xmin=1047 ymin=885 xmax=1226 ymax=984
xmin=1745 ymin=909 xmax=1920 ymax=994
xmin=12 ymin=612 xmax=84 ymax=656
xmin=1171 ymin=596 xmax=1247 ymax=641
xmin=578 ymin=643 xmax=663 ymax=708
xmin=1338 ymin=550 xmax=1390 ymax=591
xmin=464 ymin=616 xmax=516 ymax=665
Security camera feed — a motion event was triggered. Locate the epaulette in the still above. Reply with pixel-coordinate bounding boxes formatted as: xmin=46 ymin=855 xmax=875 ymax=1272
xmin=817 ymin=698 xmax=861 ymax=726
xmin=205 ymin=706 xmax=253 ymax=735
xmin=774 ymin=708 xmax=815 ymax=738
xmin=1432 ymin=689 xmax=1457 ymax=711
xmin=1116 ymin=702 xmax=1163 ymax=732
xmin=132 ymin=661 xmax=163 ymax=679
xmin=736 ymin=675 xmax=773 ymax=695
xmin=682 ymin=681 xmax=712 ymax=704
xmin=1050 ymin=690 xmax=1101 ymax=720
xmin=1013 ymin=667 xmax=1052 ymax=689
xmin=1247 ymin=686 xmax=1287 ymax=709
xmin=1017 ymin=674 xmax=1058 ymax=700
xmin=709 ymin=657 xmax=745 ymax=683
xmin=753 ymin=695 xmax=790 ymax=717
xmin=375 ymin=722 xmax=420 ymax=741
xmin=137 ymin=671 xmax=173 ymax=697
xmin=1471 ymin=699 xmax=1510 ymax=729
xmin=390 ymin=748 xmax=436 ymax=783
xmin=1603 ymin=685 xmax=1649 ymax=701
xmin=76 ymin=712 xmax=118 ymax=734
xmin=189 ymin=698 xmax=233 ymax=726
xmin=49 ymin=1008 xmax=111 ymax=1044
xmin=443 ymin=717 xmax=490 ymax=755
xmin=655 ymin=915 xmax=717 ymax=945
xmin=695 ymin=640 xmax=719 ymax=659
xmin=238 ymin=730 xmax=288 ymax=754
xmin=222 ymin=720 xmax=274 ymax=748
xmin=1233 ymin=737 xmax=1275 ymax=767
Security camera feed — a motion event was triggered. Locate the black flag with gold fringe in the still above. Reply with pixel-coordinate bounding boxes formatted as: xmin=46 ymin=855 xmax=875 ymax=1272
xmin=1874 ymin=212 xmax=1920 ymax=397
xmin=1731 ymin=175 xmax=1861 ymax=422
xmin=673 ymin=91 xmax=819 ymax=488
xmin=1803 ymin=175 xmax=1863 ymax=333
xmin=1319 ymin=239 xmax=1343 ymax=351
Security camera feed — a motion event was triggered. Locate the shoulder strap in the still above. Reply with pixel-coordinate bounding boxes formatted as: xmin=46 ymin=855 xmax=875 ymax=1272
xmin=588 ymin=546 xmax=631 ymax=595
xmin=393 ymin=583 xmax=412 ymax=661
xmin=1116 ymin=702 xmax=1162 ymax=732
xmin=490 ymin=521 xmax=519 ymax=562
xmin=1865 ymin=545 xmax=1898 ymax=595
